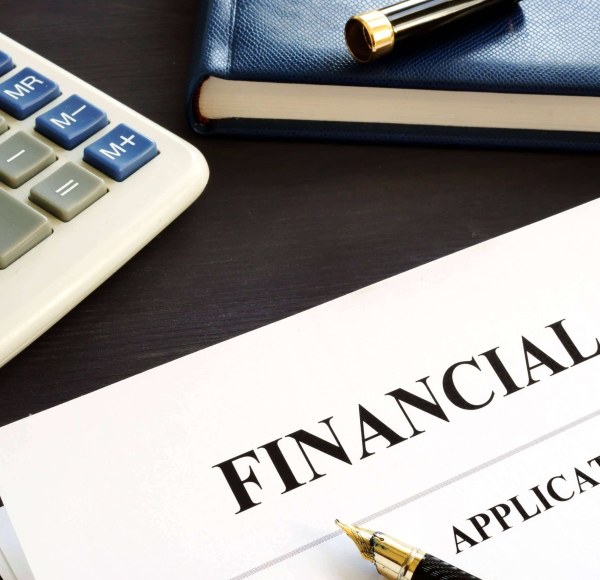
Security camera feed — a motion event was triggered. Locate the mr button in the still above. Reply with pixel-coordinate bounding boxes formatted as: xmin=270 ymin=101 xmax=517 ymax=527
xmin=83 ymin=124 xmax=158 ymax=181
xmin=0 ymin=67 xmax=60 ymax=120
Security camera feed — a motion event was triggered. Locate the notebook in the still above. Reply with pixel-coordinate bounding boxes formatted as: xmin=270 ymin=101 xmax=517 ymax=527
xmin=187 ymin=0 xmax=600 ymax=150
xmin=1 ymin=196 xmax=600 ymax=578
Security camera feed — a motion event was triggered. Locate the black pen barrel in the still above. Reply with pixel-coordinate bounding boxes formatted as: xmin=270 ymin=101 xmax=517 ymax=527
xmin=345 ymin=0 xmax=521 ymax=62
xmin=412 ymin=553 xmax=483 ymax=580
xmin=383 ymin=0 xmax=519 ymax=39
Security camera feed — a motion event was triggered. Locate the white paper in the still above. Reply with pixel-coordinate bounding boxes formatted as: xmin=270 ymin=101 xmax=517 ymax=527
xmin=1 ymin=198 xmax=600 ymax=579
xmin=0 ymin=547 xmax=16 ymax=580
xmin=0 ymin=507 xmax=33 ymax=580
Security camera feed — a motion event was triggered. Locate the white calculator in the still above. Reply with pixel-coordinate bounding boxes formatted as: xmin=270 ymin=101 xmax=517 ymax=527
xmin=0 ymin=33 xmax=209 ymax=367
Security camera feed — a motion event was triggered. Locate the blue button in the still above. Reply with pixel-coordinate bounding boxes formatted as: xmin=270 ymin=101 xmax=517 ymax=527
xmin=0 ymin=51 xmax=13 ymax=77
xmin=0 ymin=67 xmax=60 ymax=120
xmin=83 ymin=123 xmax=158 ymax=181
xmin=35 ymin=95 xmax=108 ymax=150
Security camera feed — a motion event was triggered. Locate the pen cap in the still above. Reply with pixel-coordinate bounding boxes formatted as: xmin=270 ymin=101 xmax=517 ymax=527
xmin=345 ymin=0 xmax=521 ymax=63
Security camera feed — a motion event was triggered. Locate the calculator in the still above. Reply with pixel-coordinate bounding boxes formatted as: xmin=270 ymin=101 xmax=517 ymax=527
xmin=0 ymin=33 xmax=209 ymax=367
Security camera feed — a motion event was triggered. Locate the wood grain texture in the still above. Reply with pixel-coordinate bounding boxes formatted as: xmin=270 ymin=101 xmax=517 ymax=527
xmin=0 ymin=0 xmax=598 ymax=428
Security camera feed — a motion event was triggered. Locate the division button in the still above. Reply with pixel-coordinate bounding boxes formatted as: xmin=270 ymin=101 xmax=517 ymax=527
xmin=0 ymin=51 xmax=13 ymax=77
xmin=0 ymin=188 xmax=52 ymax=269
xmin=83 ymin=123 xmax=158 ymax=181
xmin=0 ymin=67 xmax=60 ymax=120
xmin=30 ymin=162 xmax=108 ymax=221
xmin=35 ymin=95 xmax=108 ymax=150
xmin=0 ymin=131 xmax=56 ymax=188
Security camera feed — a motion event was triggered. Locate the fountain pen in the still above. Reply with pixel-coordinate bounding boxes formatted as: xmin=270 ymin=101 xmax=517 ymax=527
xmin=336 ymin=520 xmax=482 ymax=580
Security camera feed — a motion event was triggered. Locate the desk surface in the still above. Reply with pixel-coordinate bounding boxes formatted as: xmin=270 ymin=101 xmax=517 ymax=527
xmin=0 ymin=0 xmax=598 ymax=429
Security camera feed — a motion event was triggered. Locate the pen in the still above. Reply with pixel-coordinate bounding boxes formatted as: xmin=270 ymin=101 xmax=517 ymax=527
xmin=336 ymin=520 xmax=482 ymax=580
xmin=345 ymin=0 xmax=521 ymax=63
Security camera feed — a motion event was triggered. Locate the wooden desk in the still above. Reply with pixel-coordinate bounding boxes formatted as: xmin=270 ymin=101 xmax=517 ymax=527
xmin=0 ymin=0 xmax=597 ymax=428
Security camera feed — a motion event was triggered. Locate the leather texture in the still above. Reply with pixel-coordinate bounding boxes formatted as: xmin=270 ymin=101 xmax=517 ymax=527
xmin=187 ymin=0 xmax=600 ymax=149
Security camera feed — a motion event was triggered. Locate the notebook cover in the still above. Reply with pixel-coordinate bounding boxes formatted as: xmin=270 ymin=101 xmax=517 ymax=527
xmin=186 ymin=0 xmax=600 ymax=150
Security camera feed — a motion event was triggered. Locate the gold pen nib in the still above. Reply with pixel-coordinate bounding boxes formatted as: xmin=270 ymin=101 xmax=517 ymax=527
xmin=335 ymin=520 xmax=375 ymax=562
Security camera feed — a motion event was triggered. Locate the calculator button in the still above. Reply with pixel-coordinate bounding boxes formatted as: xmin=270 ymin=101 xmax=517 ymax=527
xmin=0 ymin=67 xmax=60 ymax=120
xmin=30 ymin=162 xmax=108 ymax=222
xmin=0 ymin=115 xmax=6 ymax=136
xmin=0 ymin=131 xmax=56 ymax=188
xmin=83 ymin=123 xmax=158 ymax=181
xmin=0 ymin=51 xmax=12 ymax=77
xmin=35 ymin=95 xmax=108 ymax=150
xmin=0 ymin=188 xmax=52 ymax=269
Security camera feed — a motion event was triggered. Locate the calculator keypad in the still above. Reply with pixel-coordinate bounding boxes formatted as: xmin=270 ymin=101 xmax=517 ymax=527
xmin=30 ymin=162 xmax=108 ymax=222
xmin=0 ymin=67 xmax=60 ymax=120
xmin=83 ymin=123 xmax=158 ymax=182
xmin=0 ymin=187 xmax=52 ymax=269
xmin=0 ymin=131 xmax=55 ymax=188
xmin=0 ymin=51 xmax=13 ymax=76
xmin=36 ymin=95 xmax=108 ymax=150
xmin=0 ymin=47 xmax=159 ymax=269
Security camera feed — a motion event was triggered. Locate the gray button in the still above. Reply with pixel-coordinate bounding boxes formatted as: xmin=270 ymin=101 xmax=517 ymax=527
xmin=30 ymin=162 xmax=108 ymax=221
xmin=0 ymin=115 xmax=6 ymax=135
xmin=0 ymin=188 xmax=52 ymax=269
xmin=0 ymin=131 xmax=55 ymax=188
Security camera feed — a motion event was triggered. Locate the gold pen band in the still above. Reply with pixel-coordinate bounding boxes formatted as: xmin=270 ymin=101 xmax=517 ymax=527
xmin=371 ymin=532 xmax=426 ymax=580
xmin=345 ymin=11 xmax=395 ymax=64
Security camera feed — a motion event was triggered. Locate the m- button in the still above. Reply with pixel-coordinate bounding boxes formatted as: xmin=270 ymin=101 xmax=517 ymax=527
xmin=36 ymin=95 xmax=108 ymax=150
xmin=0 ymin=67 xmax=60 ymax=120
xmin=83 ymin=123 xmax=158 ymax=181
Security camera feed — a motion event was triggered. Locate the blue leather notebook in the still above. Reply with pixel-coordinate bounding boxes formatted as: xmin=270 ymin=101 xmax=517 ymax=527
xmin=187 ymin=0 xmax=600 ymax=150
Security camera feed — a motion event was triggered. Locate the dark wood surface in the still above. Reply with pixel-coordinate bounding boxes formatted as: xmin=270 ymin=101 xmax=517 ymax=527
xmin=0 ymin=0 xmax=598 ymax=429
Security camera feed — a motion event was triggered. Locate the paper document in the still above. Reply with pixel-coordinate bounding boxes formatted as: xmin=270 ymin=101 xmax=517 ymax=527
xmin=0 ymin=507 xmax=33 ymax=580
xmin=0 ymin=198 xmax=600 ymax=579
xmin=0 ymin=547 xmax=16 ymax=580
